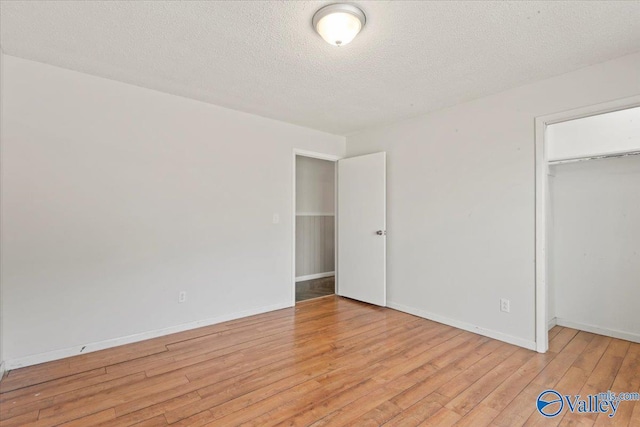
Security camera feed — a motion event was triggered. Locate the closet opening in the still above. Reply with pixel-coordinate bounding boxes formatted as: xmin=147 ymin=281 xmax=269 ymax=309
xmin=294 ymin=154 xmax=337 ymax=303
xmin=535 ymin=100 xmax=640 ymax=352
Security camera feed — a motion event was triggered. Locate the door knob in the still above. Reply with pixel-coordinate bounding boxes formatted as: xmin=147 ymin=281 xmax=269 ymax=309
xmin=376 ymin=230 xmax=386 ymax=236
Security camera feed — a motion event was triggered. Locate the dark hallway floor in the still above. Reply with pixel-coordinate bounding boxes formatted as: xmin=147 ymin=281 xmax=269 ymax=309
xmin=295 ymin=276 xmax=335 ymax=302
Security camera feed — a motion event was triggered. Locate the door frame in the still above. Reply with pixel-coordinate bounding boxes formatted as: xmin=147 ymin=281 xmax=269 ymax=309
xmin=292 ymin=149 xmax=343 ymax=305
xmin=534 ymin=95 xmax=640 ymax=353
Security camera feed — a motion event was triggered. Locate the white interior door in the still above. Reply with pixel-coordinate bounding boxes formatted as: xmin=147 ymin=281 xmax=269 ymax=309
xmin=337 ymin=152 xmax=386 ymax=306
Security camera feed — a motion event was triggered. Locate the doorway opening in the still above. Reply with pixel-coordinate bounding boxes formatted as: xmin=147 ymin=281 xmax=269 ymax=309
xmin=535 ymin=96 xmax=640 ymax=353
xmin=294 ymin=154 xmax=337 ymax=302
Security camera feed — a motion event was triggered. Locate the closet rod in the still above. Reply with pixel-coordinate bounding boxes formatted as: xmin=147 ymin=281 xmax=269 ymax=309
xmin=548 ymin=150 xmax=640 ymax=165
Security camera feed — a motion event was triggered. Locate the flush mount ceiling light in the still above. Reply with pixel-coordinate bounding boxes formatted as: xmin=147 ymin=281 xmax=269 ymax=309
xmin=312 ymin=3 xmax=366 ymax=47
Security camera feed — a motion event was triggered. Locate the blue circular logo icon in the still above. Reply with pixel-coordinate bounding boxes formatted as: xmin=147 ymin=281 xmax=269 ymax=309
xmin=537 ymin=390 xmax=564 ymax=417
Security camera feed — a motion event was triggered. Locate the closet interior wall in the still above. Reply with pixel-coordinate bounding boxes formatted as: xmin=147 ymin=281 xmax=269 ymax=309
xmin=547 ymin=107 xmax=640 ymax=343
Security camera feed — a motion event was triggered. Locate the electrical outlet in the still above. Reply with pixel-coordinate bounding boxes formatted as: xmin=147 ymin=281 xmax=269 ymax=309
xmin=272 ymin=213 xmax=280 ymax=224
xmin=179 ymin=291 xmax=186 ymax=303
xmin=500 ymin=298 xmax=510 ymax=313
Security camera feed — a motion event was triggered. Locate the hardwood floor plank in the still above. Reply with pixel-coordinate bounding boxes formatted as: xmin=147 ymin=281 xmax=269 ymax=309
xmin=161 ymin=317 xmax=426 ymax=423
xmin=0 ymin=409 xmax=39 ymax=427
xmin=1 ymin=296 xmax=637 ymax=427
xmin=496 ymin=331 xmax=604 ymax=427
xmin=56 ymin=409 xmax=116 ymax=427
xmin=125 ymin=415 xmax=169 ymax=427
xmin=0 ymin=367 xmax=106 ymax=404
xmin=435 ymin=343 xmax=519 ymax=399
xmin=481 ymin=350 xmax=555 ymax=413
xmin=549 ymin=328 xmax=580 ymax=354
xmin=592 ymin=343 xmax=640 ymax=426
xmin=1 ymin=344 xmax=168 ymax=392
xmin=558 ymin=339 xmax=630 ymax=426
xmin=548 ymin=326 xmax=564 ymax=341
xmin=342 ymin=400 xmax=403 ymax=426
xmin=382 ymin=400 xmax=443 ymax=427
xmin=156 ymin=310 xmax=414 ymax=380
xmin=164 ymin=328 xmax=405 ymax=422
xmin=418 ymin=406 xmax=461 ymax=426
xmin=391 ymin=339 xmax=508 ymax=410
xmin=572 ymin=334 xmax=613 ymax=373
xmin=265 ymin=333 xmax=465 ymax=426
xmin=101 ymin=392 xmax=202 ymax=426
xmin=452 ymin=403 xmax=500 ymax=427
xmin=494 ymin=388 xmax=543 ymax=427
xmin=445 ymin=348 xmax=535 ymax=416
xmin=164 ymin=410 xmax=213 ymax=427
xmin=34 ymin=374 xmax=189 ymax=426
xmin=193 ymin=320 xmax=438 ymax=425
xmin=523 ymin=366 xmax=589 ymax=427
xmin=532 ymin=331 xmax=598 ymax=389
xmin=630 ymin=399 xmax=640 ymax=427
xmin=0 ymin=372 xmax=147 ymax=422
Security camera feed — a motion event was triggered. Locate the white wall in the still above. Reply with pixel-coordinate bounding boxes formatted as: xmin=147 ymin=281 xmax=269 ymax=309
xmin=549 ymin=156 xmax=640 ymax=342
xmin=1 ymin=55 xmax=344 ymax=366
xmin=547 ymin=106 xmax=640 ymax=161
xmin=296 ymin=156 xmax=335 ymax=215
xmin=0 ymin=50 xmax=5 ymax=376
xmin=346 ymin=52 xmax=640 ymax=349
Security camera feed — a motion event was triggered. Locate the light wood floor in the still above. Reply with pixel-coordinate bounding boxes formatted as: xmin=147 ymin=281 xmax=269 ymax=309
xmin=1 ymin=296 xmax=638 ymax=427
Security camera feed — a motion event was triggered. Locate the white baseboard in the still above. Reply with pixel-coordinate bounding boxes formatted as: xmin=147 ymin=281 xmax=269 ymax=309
xmin=555 ymin=318 xmax=640 ymax=344
xmin=295 ymin=272 xmax=335 ymax=282
xmin=295 ymin=212 xmax=335 ymax=217
xmin=0 ymin=361 xmax=5 ymax=380
xmin=387 ymin=301 xmax=537 ymax=351
xmin=4 ymin=301 xmax=292 ymax=371
xmin=548 ymin=317 xmax=558 ymax=330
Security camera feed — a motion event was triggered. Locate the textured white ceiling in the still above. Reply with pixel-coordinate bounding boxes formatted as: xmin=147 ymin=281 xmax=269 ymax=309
xmin=1 ymin=1 xmax=639 ymax=135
